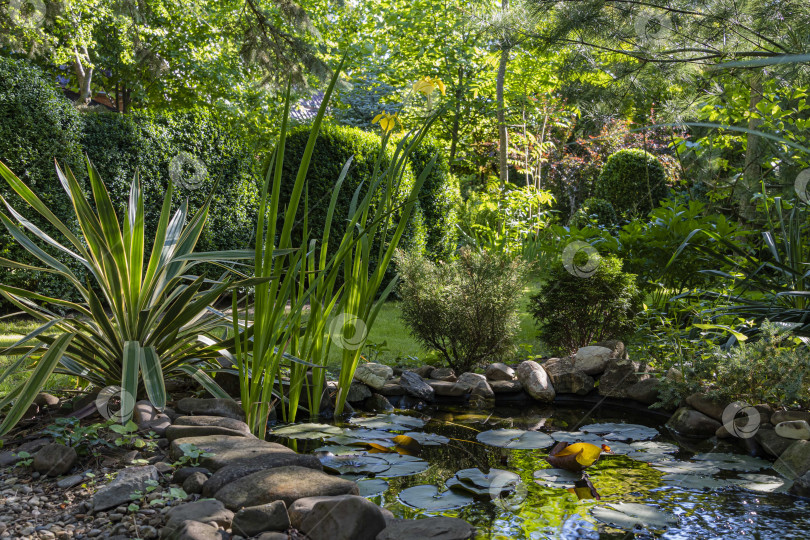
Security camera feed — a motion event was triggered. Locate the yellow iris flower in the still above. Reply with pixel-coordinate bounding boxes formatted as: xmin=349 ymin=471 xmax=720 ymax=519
xmin=412 ymin=77 xmax=446 ymax=97
xmin=372 ymin=112 xmax=398 ymax=133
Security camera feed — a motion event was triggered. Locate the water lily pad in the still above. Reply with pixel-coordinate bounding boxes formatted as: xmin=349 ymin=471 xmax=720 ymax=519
xmin=533 ymin=468 xmax=582 ymax=488
xmin=579 ymin=423 xmax=659 ymax=442
xmin=551 ymin=431 xmax=604 ymax=444
xmin=313 ymin=445 xmax=364 ymax=455
xmin=349 ymin=414 xmax=425 ymax=431
xmin=652 ymin=462 xmax=721 ymax=475
xmin=446 ymin=468 xmax=520 ymax=497
xmin=592 ymin=502 xmax=678 ymax=532
xmin=476 ymin=429 xmax=554 ymax=449
xmin=402 ymin=432 xmax=449 ymax=446
xmin=319 ymin=454 xmax=391 ymax=475
xmin=661 ymin=474 xmax=730 ymax=490
xmin=356 ymin=477 xmax=390 ymax=497
xmin=727 ymin=473 xmax=793 ymax=493
xmin=374 ymin=453 xmax=430 ymax=477
xmin=626 ymin=441 xmax=679 ymax=463
xmin=691 ymin=452 xmax=771 ymax=472
xmin=326 ymin=428 xmax=396 ymax=447
xmin=270 ymin=423 xmax=343 ymax=439
xmin=398 ymin=485 xmax=474 ymax=511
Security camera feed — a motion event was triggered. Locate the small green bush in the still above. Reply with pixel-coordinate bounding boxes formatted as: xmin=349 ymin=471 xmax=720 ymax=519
xmin=530 ymin=255 xmax=642 ymax=355
xmin=396 ymin=248 xmax=523 ymax=373
xmin=279 ymin=124 xmax=427 ymax=265
xmin=0 ymin=56 xmax=84 ymax=307
xmin=568 ymin=197 xmax=618 ymax=229
xmin=594 ymin=149 xmax=668 ymax=217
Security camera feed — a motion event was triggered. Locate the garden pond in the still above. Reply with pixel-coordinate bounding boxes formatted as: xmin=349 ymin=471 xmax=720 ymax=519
xmin=267 ymin=404 xmax=808 ymax=539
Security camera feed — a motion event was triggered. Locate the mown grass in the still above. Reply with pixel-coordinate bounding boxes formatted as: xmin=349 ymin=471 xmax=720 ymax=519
xmin=0 ymin=280 xmax=548 ymax=397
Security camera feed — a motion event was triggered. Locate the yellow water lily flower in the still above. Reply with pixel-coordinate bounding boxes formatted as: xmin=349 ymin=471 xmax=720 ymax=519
xmin=372 ymin=112 xmax=398 ymax=133
xmin=413 ymin=77 xmax=446 ymax=97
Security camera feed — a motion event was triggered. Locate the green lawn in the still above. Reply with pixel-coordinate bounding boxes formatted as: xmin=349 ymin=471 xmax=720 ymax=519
xmin=0 ymin=280 xmax=548 ymax=397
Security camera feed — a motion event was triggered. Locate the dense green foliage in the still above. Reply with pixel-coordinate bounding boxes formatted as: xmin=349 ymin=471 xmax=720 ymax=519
xmin=278 ymin=124 xmax=428 ymax=263
xmin=595 ymin=149 xmax=668 ymax=217
xmin=81 ymin=110 xmax=261 ymax=256
xmin=396 ymin=248 xmax=523 ymax=373
xmin=568 ymin=197 xmax=617 ymax=229
xmin=530 ymin=256 xmax=642 ymax=355
xmin=0 ymin=56 xmax=84 ymax=304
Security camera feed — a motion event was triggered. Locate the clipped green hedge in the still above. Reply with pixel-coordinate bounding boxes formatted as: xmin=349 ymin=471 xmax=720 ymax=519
xmin=278 ymin=124 xmax=427 ymax=267
xmin=568 ymin=197 xmax=618 ymax=229
xmin=594 ymin=149 xmax=668 ymax=217
xmin=399 ymin=136 xmax=461 ymax=260
xmin=81 ymin=109 xmax=260 ymax=257
xmin=0 ymin=56 xmax=85 ymax=306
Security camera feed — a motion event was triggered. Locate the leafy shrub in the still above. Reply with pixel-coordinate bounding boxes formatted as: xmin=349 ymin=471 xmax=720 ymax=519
xmin=618 ymin=198 xmax=743 ymax=293
xmin=0 ymin=56 xmax=84 ymax=308
xmin=568 ymin=197 xmax=618 ymax=229
xmin=399 ymin=136 xmax=461 ymax=259
xmin=279 ymin=124 xmax=427 ymax=265
xmin=530 ymin=255 xmax=642 ymax=355
xmin=81 ymin=109 xmax=260 ymax=256
xmin=594 ymin=148 xmax=668 ymax=217
xmin=396 ymin=248 xmax=523 ymax=373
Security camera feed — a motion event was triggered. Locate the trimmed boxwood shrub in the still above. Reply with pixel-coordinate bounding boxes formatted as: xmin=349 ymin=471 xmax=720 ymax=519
xmin=529 ymin=255 xmax=642 ymax=355
xmin=594 ymin=149 xmax=668 ymax=217
xmin=568 ymin=197 xmax=618 ymax=229
xmin=278 ymin=124 xmax=427 ymax=268
xmin=398 ymin=135 xmax=460 ymax=260
xmin=81 ymin=109 xmax=260 ymax=257
xmin=0 ymin=56 xmax=85 ymax=308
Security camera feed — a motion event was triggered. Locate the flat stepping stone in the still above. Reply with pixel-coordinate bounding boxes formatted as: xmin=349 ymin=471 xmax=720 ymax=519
xmin=214 ymin=465 xmax=359 ymax=510
xmin=165 ymin=425 xmax=253 ymax=442
xmin=176 ymin=397 xmax=245 ymax=420
xmin=376 ymin=517 xmax=475 ymax=540
xmin=169 ymin=435 xmax=295 ymax=470
xmin=166 ymin=499 xmax=234 ymax=528
xmin=174 ymin=415 xmax=252 ymax=434
xmin=203 ymin=453 xmax=324 ymax=497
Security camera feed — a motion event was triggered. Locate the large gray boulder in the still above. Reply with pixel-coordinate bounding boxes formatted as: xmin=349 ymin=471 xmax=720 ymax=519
xmin=289 ymin=495 xmax=386 ymax=540
xmin=93 ymin=466 xmax=159 ymax=511
xmin=431 ymin=367 xmax=457 ymax=382
xmin=755 ymin=427 xmax=795 ymax=458
xmin=165 ymin=499 xmax=234 ymax=529
xmin=173 ymin=415 xmax=251 ymax=434
xmin=202 ymin=453 xmax=323 ymax=497
xmin=165 ymin=425 xmax=252 ymax=442
xmin=627 ymin=378 xmax=661 ymax=405
xmin=214 ymin=466 xmax=359 ymax=510
xmin=347 ymin=382 xmax=372 ymax=403
xmin=428 ymin=380 xmax=467 ymax=397
xmin=775 ymin=440 xmax=810 ymax=480
xmin=541 ymin=357 xmax=595 ymax=395
xmin=160 ymin=520 xmax=228 ymax=540
xmin=399 ymin=371 xmax=435 ymax=401
xmin=455 ymin=372 xmax=494 ymax=400
xmin=598 ymin=358 xmax=648 ymax=399
xmin=772 ymin=410 xmax=810 ymax=424
xmin=231 ymin=500 xmax=290 ymax=537
xmin=775 ymin=420 xmax=810 ymax=441
xmin=490 ymin=380 xmax=523 ymax=394
xmin=354 ymin=363 xmax=393 ymax=390
xmin=515 ymin=361 xmax=555 ymax=402
xmin=169 ymin=435 xmax=295 ymax=470
xmin=484 ymin=363 xmax=515 ymax=381
xmin=376 ymin=517 xmax=475 ymax=540
xmin=176 ymin=398 xmax=245 ymax=421
xmin=685 ymin=393 xmax=726 ymax=422
xmin=33 ymin=443 xmax=77 ymax=477
xmin=573 ymin=346 xmax=613 ymax=375
xmin=134 ymin=400 xmax=171 ymax=435
xmin=666 ymin=407 xmax=721 ymax=439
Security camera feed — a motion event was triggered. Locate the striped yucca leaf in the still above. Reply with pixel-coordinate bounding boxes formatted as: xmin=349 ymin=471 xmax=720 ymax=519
xmin=0 ymin=158 xmax=265 ymax=433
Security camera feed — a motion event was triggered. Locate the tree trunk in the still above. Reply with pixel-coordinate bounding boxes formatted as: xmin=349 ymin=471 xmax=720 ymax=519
xmin=496 ymin=0 xmax=509 ymax=188
xmin=740 ymin=72 xmax=763 ymax=221
xmin=72 ymin=46 xmax=94 ymax=105
xmin=449 ymin=68 xmax=463 ymax=163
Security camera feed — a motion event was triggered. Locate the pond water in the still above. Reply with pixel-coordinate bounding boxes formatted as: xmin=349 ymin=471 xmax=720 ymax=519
xmin=267 ymin=404 xmax=809 ymax=539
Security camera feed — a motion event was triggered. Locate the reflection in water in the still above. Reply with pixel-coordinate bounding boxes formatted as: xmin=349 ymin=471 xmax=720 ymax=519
xmin=271 ymin=404 xmax=810 ymax=539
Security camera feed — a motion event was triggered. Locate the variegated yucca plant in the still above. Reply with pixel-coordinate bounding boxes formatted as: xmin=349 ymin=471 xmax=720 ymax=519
xmin=0 ymin=160 xmax=255 ymax=435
